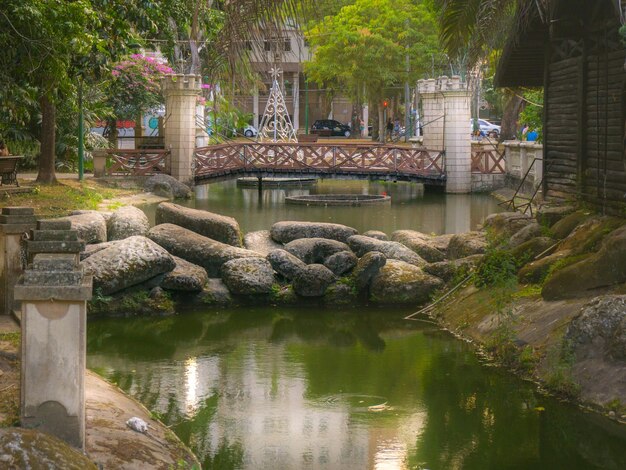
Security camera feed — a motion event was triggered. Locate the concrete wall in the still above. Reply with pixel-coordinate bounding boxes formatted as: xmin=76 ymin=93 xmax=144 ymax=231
xmin=503 ymin=141 xmax=543 ymax=195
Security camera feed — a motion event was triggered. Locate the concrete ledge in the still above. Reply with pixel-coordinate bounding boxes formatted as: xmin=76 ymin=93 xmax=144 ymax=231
xmin=14 ymin=277 xmax=93 ymax=301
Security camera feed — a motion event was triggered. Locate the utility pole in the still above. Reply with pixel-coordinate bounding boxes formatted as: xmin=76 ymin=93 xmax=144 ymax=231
xmin=404 ymin=19 xmax=410 ymax=143
xmin=77 ymin=79 xmax=84 ymax=181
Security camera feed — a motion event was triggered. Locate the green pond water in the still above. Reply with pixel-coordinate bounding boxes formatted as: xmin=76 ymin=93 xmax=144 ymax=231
xmin=144 ymin=179 xmax=502 ymax=234
xmin=87 ymin=307 xmax=626 ymax=470
xmin=91 ymin=180 xmax=626 ymax=468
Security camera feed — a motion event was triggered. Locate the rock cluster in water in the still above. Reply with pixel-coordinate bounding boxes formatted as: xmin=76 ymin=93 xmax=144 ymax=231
xmin=59 ymin=203 xmax=494 ymax=314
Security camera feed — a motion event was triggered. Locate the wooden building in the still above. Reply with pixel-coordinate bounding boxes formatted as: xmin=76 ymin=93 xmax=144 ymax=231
xmin=497 ymin=0 xmax=626 ymax=214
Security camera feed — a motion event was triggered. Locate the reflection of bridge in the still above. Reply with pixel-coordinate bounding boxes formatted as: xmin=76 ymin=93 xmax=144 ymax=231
xmin=193 ymin=143 xmax=447 ymax=185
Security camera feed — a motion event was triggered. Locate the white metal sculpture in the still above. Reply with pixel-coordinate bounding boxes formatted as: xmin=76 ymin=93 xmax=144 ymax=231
xmin=258 ymin=67 xmax=297 ymax=142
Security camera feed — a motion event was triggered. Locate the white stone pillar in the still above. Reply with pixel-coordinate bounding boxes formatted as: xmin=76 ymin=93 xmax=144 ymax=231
xmin=443 ymin=77 xmax=472 ymax=193
xmin=195 ymin=104 xmax=209 ymax=148
xmin=0 ymin=207 xmax=37 ymax=316
xmin=292 ymin=72 xmax=300 ymax=133
xmin=162 ymin=74 xmax=201 ymax=184
xmin=417 ymin=79 xmax=445 ymax=150
xmin=15 ymin=219 xmax=91 ymax=449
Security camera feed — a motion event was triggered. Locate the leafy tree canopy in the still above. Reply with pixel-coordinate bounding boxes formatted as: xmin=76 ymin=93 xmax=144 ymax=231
xmin=304 ymin=0 xmax=441 ymax=103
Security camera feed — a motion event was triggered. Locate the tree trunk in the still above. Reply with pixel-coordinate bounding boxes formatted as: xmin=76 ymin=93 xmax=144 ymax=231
xmin=500 ymin=90 xmax=525 ymax=141
xmin=36 ymin=95 xmax=57 ymax=184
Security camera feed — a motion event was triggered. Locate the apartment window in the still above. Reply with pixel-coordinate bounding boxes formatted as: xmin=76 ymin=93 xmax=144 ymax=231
xmin=264 ymin=38 xmax=291 ymax=53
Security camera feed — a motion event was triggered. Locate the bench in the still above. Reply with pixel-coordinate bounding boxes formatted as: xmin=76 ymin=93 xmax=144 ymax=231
xmin=0 ymin=156 xmax=21 ymax=187
xmin=297 ymin=134 xmax=319 ymax=143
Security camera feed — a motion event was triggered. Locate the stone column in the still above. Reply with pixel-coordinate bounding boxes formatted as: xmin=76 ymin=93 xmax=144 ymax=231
xmin=162 ymin=74 xmax=201 ymax=184
xmin=417 ymin=79 xmax=445 ymax=150
xmin=443 ymin=76 xmax=472 ymax=193
xmin=0 ymin=207 xmax=37 ymax=316
xmin=195 ymin=104 xmax=209 ymax=148
xmin=420 ymin=76 xmax=472 ymax=193
xmin=15 ymin=219 xmax=91 ymax=449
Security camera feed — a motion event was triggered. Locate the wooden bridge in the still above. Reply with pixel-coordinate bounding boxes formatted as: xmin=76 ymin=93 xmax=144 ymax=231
xmin=193 ymin=142 xmax=447 ymax=185
xmin=95 ymin=142 xmax=505 ymax=187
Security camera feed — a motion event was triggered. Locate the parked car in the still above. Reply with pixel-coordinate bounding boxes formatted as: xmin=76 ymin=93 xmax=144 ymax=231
xmin=470 ymin=119 xmax=501 ymax=138
xmin=311 ymin=119 xmax=351 ymax=137
xmin=234 ymin=124 xmax=258 ymax=138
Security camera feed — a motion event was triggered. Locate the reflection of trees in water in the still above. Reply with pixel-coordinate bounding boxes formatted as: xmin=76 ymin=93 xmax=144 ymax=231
xmin=412 ymin=349 xmax=626 ymax=470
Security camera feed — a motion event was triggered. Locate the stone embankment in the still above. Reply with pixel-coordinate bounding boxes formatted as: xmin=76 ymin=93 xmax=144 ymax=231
xmin=75 ymin=203 xmax=491 ymax=313
xmin=428 ymin=209 xmax=626 ymax=417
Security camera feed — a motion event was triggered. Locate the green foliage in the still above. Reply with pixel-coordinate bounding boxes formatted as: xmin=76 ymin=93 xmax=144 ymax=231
xmin=544 ymin=340 xmax=580 ymax=398
xmin=518 ymin=89 xmax=543 ymax=141
xmin=474 ymin=248 xmax=517 ymax=289
xmin=304 ymin=0 xmax=441 ymax=104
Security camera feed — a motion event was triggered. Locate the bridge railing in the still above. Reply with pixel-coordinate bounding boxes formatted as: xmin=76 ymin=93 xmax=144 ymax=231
xmin=194 ymin=142 xmax=445 ymax=179
xmin=93 ymin=149 xmax=170 ymax=177
xmin=471 ymin=143 xmax=505 ymax=174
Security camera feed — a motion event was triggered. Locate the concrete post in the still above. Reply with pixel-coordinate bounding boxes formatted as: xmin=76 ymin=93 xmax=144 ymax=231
xmin=0 ymin=207 xmax=37 ymax=316
xmin=15 ymin=219 xmax=91 ymax=449
xmin=162 ymin=74 xmax=202 ymax=184
xmin=253 ymin=89 xmax=260 ymax=130
xmin=292 ymin=72 xmax=300 ymax=132
xmin=418 ymin=76 xmax=472 ymax=193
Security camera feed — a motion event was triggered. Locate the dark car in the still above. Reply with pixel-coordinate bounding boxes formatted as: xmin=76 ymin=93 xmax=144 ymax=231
xmin=311 ymin=119 xmax=351 ymax=137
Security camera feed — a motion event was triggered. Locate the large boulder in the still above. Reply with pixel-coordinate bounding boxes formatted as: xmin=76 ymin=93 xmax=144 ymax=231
xmin=559 ymin=216 xmax=624 ymax=255
xmin=517 ymin=249 xmax=575 ymax=284
xmin=370 ymin=260 xmax=443 ymax=304
xmin=148 ymin=223 xmax=258 ymax=277
xmin=423 ymin=255 xmax=483 ymax=283
xmin=56 ymin=212 xmax=107 ymax=244
xmin=325 ymin=281 xmax=358 ymax=305
xmin=483 ymin=212 xmax=534 ymax=239
xmin=352 ymin=251 xmax=387 ymax=291
xmin=267 ymin=249 xmax=307 ymax=280
xmin=348 ymin=235 xmax=426 ymax=267
xmin=156 ymin=202 xmax=243 ymax=247
xmin=80 ymin=240 xmax=121 ymax=261
xmin=161 ymin=256 xmax=208 ymax=292
xmin=144 ymin=174 xmax=192 ymax=199
xmin=362 ymin=230 xmax=388 ymax=241
xmin=107 ymin=205 xmax=150 ymax=241
xmin=510 ymin=237 xmax=556 ymax=267
xmin=71 ymin=209 xmax=113 ymax=223
xmin=508 ymin=222 xmax=543 ymax=249
xmin=430 ymin=234 xmax=455 ymax=253
xmin=447 ymin=231 xmax=488 ymax=260
xmin=0 ymin=428 xmax=97 ymax=469
xmin=270 ymin=221 xmax=358 ymax=244
xmin=244 ymin=230 xmax=283 ymax=256
xmin=81 ymin=236 xmax=175 ymax=295
xmin=542 ymin=226 xmax=626 ymax=300
xmin=391 ymin=230 xmax=446 ymax=262
xmin=285 ymin=238 xmax=351 ymax=264
xmin=196 ymin=279 xmax=234 ymax=305
xmin=221 ymin=257 xmax=275 ymax=295
xmin=324 ymin=250 xmax=358 ymax=276
xmin=550 ymin=211 xmax=592 ymax=240
xmin=292 ymin=264 xmax=336 ymax=297
xmin=565 ymin=295 xmax=626 ymax=361
xmin=536 ymin=204 xmax=575 ymax=227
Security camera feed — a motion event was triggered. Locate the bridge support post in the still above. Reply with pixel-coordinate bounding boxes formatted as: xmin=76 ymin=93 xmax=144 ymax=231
xmin=418 ymin=76 xmax=472 ymax=193
xmin=162 ymin=74 xmax=202 ymax=184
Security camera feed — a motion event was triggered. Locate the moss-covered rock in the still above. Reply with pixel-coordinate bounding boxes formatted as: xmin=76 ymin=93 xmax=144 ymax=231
xmin=0 ymin=428 xmax=97 ymax=469
xmin=447 ymin=231 xmax=488 ymax=259
xmin=370 ymin=259 xmax=443 ymax=304
xmin=536 ymin=204 xmax=576 ymax=227
xmin=293 ymin=264 xmax=337 ymax=297
xmin=559 ymin=216 xmax=625 ymax=255
xmin=542 ymin=226 xmax=626 ymax=300
xmin=221 ymin=257 xmax=275 ymax=295
xmin=325 ymin=281 xmax=358 ymax=305
xmin=517 ymin=249 xmax=575 ymax=284
xmin=195 ymin=279 xmax=234 ymax=305
xmin=88 ymin=286 xmax=175 ymax=316
xmin=550 ymin=211 xmax=592 ymax=240
xmin=390 ymin=230 xmax=446 ymax=262
xmin=423 ymin=255 xmax=483 ymax=283
xmin=510 ymin=237 xmax=555 ymax=267
xmin=483 ymin=212 xmax=534 ymax=239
